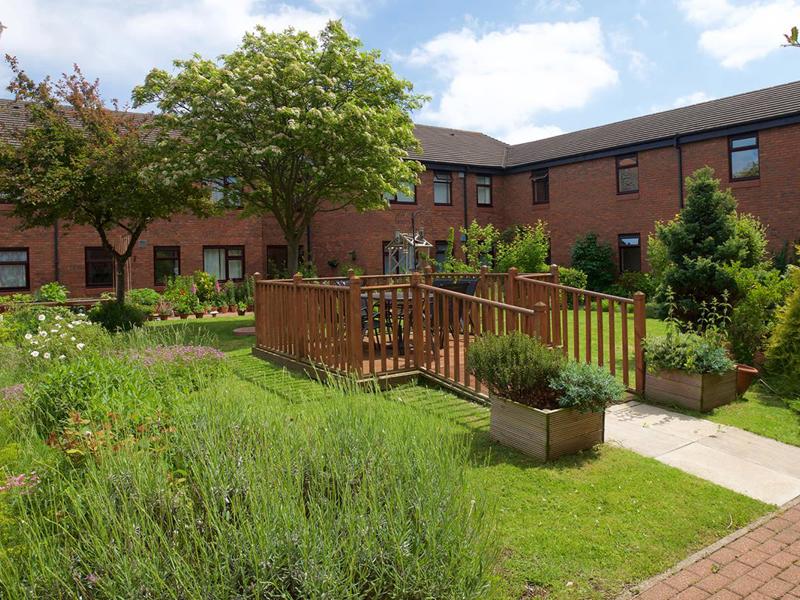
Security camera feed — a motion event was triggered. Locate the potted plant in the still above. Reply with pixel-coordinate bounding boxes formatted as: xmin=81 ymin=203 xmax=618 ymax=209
xmin=643 ymin=293 xmax=737 ymax=412
xmin=236 ymin=301 xmax=247 ymax=316
xmin=643 ymin=329 xmax=736 ymax=412
xmin=194 ymin=303 xmax=206 ymax=319
xmin=467 ymin=332 xmax=623 ymax=461
xmin=155 ymin=299 xmax=172 ymax=321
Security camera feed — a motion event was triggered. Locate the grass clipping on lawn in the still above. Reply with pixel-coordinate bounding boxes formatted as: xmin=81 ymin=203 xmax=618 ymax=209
xmin=1 ymin=379 xmax=496 ymax=599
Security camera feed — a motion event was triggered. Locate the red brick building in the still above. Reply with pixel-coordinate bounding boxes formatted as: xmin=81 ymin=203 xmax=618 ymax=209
xmin=2 ymin=81 xmax=799 ymax=297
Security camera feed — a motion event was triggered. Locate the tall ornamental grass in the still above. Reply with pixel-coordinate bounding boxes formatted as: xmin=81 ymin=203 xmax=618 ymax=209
xmin=1 ymin=383 xmax=496 ymax=599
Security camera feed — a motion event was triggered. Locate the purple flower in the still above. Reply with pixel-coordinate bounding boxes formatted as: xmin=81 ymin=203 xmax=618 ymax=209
xmin=85 ymin=573 xmax=99 ymax=585
xmin=0 ymin=384 xmax=24 ymax=403
xmin=0 ymin=471 xmax=40 ymax=494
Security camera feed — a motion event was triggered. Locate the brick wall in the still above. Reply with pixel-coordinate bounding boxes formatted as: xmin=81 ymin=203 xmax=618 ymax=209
xmin=2 ymin=122 xmax=799 ymax=296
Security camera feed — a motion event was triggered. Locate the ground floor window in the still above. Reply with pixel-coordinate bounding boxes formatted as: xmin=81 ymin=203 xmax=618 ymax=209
xmin=266 ymin=245 xmax=304 ymax=278
xmin=434 ymin=240 xmax=448 ymax=268
xmin=618 ymin=234 xmax=641 ymax=273
xmin=204 ymin=246 xmax=244 ymax=281
xmin=154 ymin=246 xmax=180 ymax=285
xmin=85 ymin=247 xmax=115 ymax=288
xmin=0 ymin=248 xmax=29 ymax=290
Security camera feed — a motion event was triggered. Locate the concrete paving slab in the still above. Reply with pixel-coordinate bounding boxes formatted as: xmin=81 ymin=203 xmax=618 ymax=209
xmin=605 ymin=401 xmax=800 ymax=506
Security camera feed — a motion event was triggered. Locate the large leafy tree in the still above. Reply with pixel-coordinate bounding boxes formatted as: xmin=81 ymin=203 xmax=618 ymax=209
xmin=133 ymin=21 xmax=425 ymax=273
xmin=0 ymin=57 xmax=215 ymax=303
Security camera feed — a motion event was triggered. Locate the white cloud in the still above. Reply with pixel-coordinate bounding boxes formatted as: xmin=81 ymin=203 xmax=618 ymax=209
xmin=609 ymin=30 xmax=654 ymax=79
xmin=678 ymin=0 xmax=798 ymax=68
xmin=650 ymin=90 xmax=716 ymax=112
xmin=0 ymin=0 xmax=354 ymax=98
xmin=502 ymin=124 xmax=564 ymax=144
xmin=533 ymin=0 xmax=582 ymax=12
xmin=406 ymin=18 xmax=618 ymax=143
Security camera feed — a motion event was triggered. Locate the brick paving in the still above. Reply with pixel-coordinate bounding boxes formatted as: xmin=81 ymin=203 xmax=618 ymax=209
xmin=629 ymin=499 xmax=800 ymax=599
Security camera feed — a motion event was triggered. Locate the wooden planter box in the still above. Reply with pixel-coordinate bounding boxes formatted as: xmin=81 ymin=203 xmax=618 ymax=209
xmin=645 ymin=369 xmax=736 ymax=412
xmin=489 ymin=395 xmax=605 ymax=461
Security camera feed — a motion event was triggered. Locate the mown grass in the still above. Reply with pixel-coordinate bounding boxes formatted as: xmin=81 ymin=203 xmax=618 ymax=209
xmin=0 ymin=317 xmax=772 ymax=599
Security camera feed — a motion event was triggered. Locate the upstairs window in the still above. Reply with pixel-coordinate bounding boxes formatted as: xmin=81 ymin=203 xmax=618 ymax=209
xmin=204 ymin=246 xmax=244 ymax=281
xmin=476 ymin=175 xmax=492 ymax=206
xmin=729 ymin=134 xmax=759 ymax=181
xmin=532 ymin=169 xmax=549 ymax=204
xmin=616 ymin=154 xmax=639 ymax=194
xmin=85 ymin=247 xmax=115 ymax=288
xmin=433 ymin=171 xmax=452 ymax=205
xmin=210 ymin=177 xmax=243 ymax=208
xmin=383 ymin=183 xmax=416 ymax=204
xmin=618 ymin=234 xmax=641 ymax=273
xmin=154 ymin=246 xmax=180 ymax=285
xmin=0 ymin=248 xmax=29 ymax=290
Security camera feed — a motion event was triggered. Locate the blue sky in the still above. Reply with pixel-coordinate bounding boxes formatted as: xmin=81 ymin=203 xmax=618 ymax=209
xmin=1 ymin=0 xmax=799 ymax=143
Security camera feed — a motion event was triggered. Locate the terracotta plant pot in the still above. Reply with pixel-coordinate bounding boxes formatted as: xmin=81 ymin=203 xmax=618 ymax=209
xmin=489 ymin=394 xmax=604 ymax=461
xmin=194 ymin=312 xmax=205 ymax=319
xmin=237 ymin=309 xmax=246 ymax=316
xmin=228 ymin=305 xmax=237 ymax=313
xmin=735 ymin=364 xmax=759 ymax=395
xmin=158 ymin=314 xmax=170 ymax=321
xmin=218 ymin=306 xmax=228 ymax=314
xmin=646 ymin=369 xmax=737 ymax=412
xmin=177 ymin=313 xmax=189 ymax=320
xmin=247 ymin=304 xmax=254 ymax=312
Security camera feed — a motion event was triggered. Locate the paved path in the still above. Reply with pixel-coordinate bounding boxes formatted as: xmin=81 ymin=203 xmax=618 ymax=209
xmin=605 ymin=401 xmax=800 ymax=506
xmin=628 ymin=499 xmax=800 ymax=599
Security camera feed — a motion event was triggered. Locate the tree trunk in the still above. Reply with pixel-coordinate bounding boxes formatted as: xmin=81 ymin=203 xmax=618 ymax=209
xmin=115 ymin=256 xmax=127 ymax=304
xmin=286 ymin=233 xmax=300 ymax=275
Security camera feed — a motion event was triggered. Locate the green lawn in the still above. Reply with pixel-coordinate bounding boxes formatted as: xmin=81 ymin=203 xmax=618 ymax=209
xmin=171 ymin=319 xmax=767 ymax=600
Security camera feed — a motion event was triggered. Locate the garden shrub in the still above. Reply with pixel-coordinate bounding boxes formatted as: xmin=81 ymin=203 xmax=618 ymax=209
xmin=89 ymin=301 xmax=147 ymax=332
xmin=558 ymin=266 xmax=588 ymax=290
xmin=570 ymin=232 xmax=615 ymax=292
xmin=644 ymin=330 xmax=734 ymax=375
xmin=551 ymin=361 xmax=625 ymax=413
xmin=34 ymin=282 xmax=68 ymax=303
xmin=654 ymin=168 xmax=769 ymax=324
xmin=614 ymin=272 xmax=656 ymax=298
xmin=467 ymin=333 xmax=565 ymax=407
xmin=723 ymin=265 xmax=792 ymax=364
xmin=766 ymin=266 xmax=800 ymax=376
xmin=192 ymin=271 xmax=215 ymax=303
xmin=2 ymin=390 xmax=495 ymax=598
xmin=0 ymin=305 xmax=78 ymax=345
xmin=125 ymin=288 xmax=161 ymax=314
xmin=495 ymin=221 xmax=549 ymax=273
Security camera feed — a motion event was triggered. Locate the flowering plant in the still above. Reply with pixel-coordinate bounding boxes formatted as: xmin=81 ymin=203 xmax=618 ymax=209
xmin=22 ymin=312 xmax=102 ymax=364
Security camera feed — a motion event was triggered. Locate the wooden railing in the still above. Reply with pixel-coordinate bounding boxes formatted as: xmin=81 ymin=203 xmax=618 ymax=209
xmin=253 ymin=267 xmax=646 ymax=397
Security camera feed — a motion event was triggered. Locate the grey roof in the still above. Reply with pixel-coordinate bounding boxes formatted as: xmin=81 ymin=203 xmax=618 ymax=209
xmin=410 ymin=124 xmax=508 ymax=168
xmin=507 ymin=80 xmax=800 ymax=167
xmin=4 ymin=80 xmax=800 ymax=169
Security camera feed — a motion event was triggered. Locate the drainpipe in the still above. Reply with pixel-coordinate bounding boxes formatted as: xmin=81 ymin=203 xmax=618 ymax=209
xmin=462 ymin=166 xmax=469 ymax=230
xmin=674 ymin=134 xmax=684 ymax=208
xmin=53 ymin=220 xmax=60 ymax=282
xmin=305 ymin=224 xmax=312 ymax=266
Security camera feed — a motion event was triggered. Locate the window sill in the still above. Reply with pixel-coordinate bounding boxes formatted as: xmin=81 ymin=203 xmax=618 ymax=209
xmin=729 ymin=179 xmax=760 ymax=189
xmin=617 ymin=193 xmax=640 ymax=200
xmin=532 ymin=202 xmax=550 ymax=208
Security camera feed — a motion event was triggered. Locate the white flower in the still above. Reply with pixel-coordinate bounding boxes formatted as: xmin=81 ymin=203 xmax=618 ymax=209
xmin=67 ymin=324 xmax=74 ymax=329
xmin=58 ymin=355 xmax=66 ymax=360
xmin=76 ymin=343 xmax=85 ymax=351
xmin=55 ymin=315 xmax=63 ymax=320
xmin=39 ymin=331 xmax=47 ymax=337
xmin=70 ymin=336 xmax=76 ymax=342
xmin=30 ymin=350 xmax=39 ymax=357
xmin=60 ymin=333 xmax=66 ymax=338
xmin=24 ymin=333 xmax=33 ymax=340
xmin=50 ymin=329 xmax=58 ymax=333
xmin=43 ymin=352 xmax=51 ymax=359
xmin=37 ymin=314 xmax=45 ymax=321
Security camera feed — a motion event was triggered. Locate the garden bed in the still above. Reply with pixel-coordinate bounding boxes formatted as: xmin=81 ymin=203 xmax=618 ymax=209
xmin=646 ymin=369 xmax=737 ymax=412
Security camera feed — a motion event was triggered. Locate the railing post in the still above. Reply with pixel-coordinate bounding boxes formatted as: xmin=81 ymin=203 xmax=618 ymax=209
xmin=411 ymin=271 xmax=423 ymax=368
xmin=253 ymin=272 xmax=262 ymax=348
xmin=424 ymin=264 xmax=433 ymax=286
xmin=506 ymin=267 xmax=518 ymax=331
xmin=479 ymin=265 xmax=488 ymax=299
xmin=293 ymin=273 xmax=305 ymax=360
xmin=534 ymin=301 xmax=547 ymax=341
xmin=348 ymin=272 xmax=363 ymax=377
xmin=633 ymin=291 xmax=647 ymax=395
xmin=549 ymin=264 xmax=560 ymax=284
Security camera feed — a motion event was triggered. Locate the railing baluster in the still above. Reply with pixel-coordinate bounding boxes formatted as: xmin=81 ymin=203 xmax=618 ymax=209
xmin=454 ymin=297 xmax=461 ymax=385
xmin=561 ymin=289 xmax=568 ymax=356
xmin=392 ymin=288 xmax=399 ymax=371
xmin=433 ymin=291 xmax=440 ymax=375
xmin=621 ymin=302 xmax=630 ymax=388
xmin=379 ymin=291 xmax=387 ymax=373
xmin=608 ymin=299 xmax=616 ymax=376
xmin=584 ymin=293 xmax=591 ymax=364
xmin=596 ymin=296 xmax=604 ymax=367
xmin=367 ymin=291 xmax=375 ymax=375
